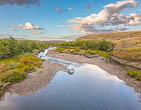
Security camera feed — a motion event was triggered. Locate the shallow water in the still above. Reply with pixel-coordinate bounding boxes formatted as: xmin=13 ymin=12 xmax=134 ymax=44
xmin=0 ymin=48 xmax=141 ymax=110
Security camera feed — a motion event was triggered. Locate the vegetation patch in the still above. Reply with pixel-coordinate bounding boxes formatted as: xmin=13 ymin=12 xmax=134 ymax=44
xmin=127 ymin=70 xmax=141 ymax=80
xmin=0 ymin=37 xmax=48 ymax=96
xmin=0 ymin=37 xmax=48 ymax=59
xmin=0 ymin=55 xmax=42 ymax=83
xmin=56 ymin=40 xmax=114 ymax=52
xmin=56 ymin=48 xmax=65 ymax=53
xmin=112 ymin=47 xmax=141 ymax=62
xmin=55 ymin=40 xmax=112 ymax=58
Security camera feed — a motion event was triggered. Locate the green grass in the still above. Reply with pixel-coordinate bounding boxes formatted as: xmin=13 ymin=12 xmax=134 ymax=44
xmin=56 ymin=48 xmax=65 ymax=53
xmin=84 ymin=50 xmax=110 ymax=58
xmin=0 ymin=90 xmax=3 ymax=96
xmin=127 ymin=70 xmax=141 ymax=80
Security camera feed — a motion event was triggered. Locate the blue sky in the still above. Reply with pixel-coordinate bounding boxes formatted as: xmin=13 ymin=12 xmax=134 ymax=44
xmin=0 ymin=0 xmax=141 ymax=40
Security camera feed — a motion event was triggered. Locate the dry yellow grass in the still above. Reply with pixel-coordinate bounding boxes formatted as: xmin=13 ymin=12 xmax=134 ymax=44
xmin=112 ymin=47 xmax=141 ymax=62
xmin=78 ymin=31 xmax=141 ymax=42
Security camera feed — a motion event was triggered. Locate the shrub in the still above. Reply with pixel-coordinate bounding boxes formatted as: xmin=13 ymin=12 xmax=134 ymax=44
xmin=85 ymin=50 xmax=96 ymax=55
xmin=56 ymin=48 xmax=65 ymax=53
xmin=0 ymin=68 xmax=26 ymax=83
xmin=0 ymin=37 xmax=48 ymax=59
xmin=84 ymin=50 xmax=109 ymax=58
xmin=23 ymin=65 xmax=36 ymax=73
xmin=127 ymin=70 xmax=141 ymax=80
xmin=0 ymin=90 xmax=3 ymax=96
xmin=71 ymin=47 xmax=80 ymax=55
xmin=56 ymin=40 xmax=114 ymax=52
xmin=97 ymin=40 xmax=114 ymax=51
xmin=112 ymin=47 xmax=141 ymax=62
xmin=0 ymin=55 xmax=43 ymax=84
xmin=95 ymin=50 xmax=110 ymax=58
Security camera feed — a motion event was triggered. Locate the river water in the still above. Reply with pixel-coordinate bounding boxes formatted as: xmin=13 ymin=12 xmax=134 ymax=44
xmin=0 ymin=48 xmax=141 ymax=110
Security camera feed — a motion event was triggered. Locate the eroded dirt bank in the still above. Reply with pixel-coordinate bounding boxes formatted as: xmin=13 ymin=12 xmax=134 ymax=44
xmin=47 ymin=49 xmax=141 ymax=94
xmin=8 ymin=60 xmax=65 ymax=96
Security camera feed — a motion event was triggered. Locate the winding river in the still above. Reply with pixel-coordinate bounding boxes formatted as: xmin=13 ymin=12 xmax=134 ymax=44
xmin=0 ymin=48 xmax=141 ymax=110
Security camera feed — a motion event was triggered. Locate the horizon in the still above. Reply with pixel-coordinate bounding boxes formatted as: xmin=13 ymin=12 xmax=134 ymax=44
xmin=0 ymin=0 xmax=141 ymax=40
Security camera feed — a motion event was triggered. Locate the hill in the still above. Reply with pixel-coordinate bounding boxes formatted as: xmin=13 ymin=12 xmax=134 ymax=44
xmin=78 ymin=31 xmax=141 ymax=42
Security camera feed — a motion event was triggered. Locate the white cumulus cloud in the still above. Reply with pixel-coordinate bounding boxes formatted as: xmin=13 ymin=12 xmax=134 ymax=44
xmin=69 ymin=0 xmax=141 ymax=34
xmin=12 ymin=22 xmax=43 ymax=30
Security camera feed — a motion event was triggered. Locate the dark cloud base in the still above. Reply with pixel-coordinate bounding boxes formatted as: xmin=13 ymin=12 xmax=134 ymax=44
xmin=0 ymin=0 xmax=40 ymax=6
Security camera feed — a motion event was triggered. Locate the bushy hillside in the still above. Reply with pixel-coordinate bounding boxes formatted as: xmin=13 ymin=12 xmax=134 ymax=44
xmin=78 ymin=31 xmax=141 ymax=60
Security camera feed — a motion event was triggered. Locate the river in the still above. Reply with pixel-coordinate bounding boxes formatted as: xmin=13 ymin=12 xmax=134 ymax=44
xmin=0 ymin=48 xmax=141 ymax=110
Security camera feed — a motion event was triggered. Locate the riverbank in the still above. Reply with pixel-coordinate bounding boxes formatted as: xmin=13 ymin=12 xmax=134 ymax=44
xmin=47 ymin=49 xmax=141 ymax=94
xmin=8 ymin=60 xmax=65 ymax=96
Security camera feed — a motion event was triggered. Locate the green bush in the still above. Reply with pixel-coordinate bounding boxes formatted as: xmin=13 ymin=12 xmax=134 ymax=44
xmin=55 ymin=40 xmax=114 ymax=52
xmin=127 ymin=70 xmax=141 ymax=80
xmin=95 ymin=50 xmax=110 ymax=58
xmin=0 ymin=90 xmax=3 ymax=96
xmin=56 ymin=48 xmax=65 ymax=53
xmin=0 ymin=68 xmax=26 ymax=83
xmin=72 ymin=48 xmax=80 ymax=55
xmin=0 ymin=37 xmax=48 ymax=59
xmin=85 ymin=50 xmax=96 ymax=55
xmin=0 ymin=54 xmax=43 ymax=84
xmin=84 ymin=50 xmax=109 ymax=58
xmin=23 ymin=65 xmax=36 ymax=73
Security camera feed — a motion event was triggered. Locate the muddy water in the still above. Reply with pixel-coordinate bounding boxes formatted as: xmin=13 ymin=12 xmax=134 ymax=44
xmin=0 ymin=48 xmax=141 ymax=110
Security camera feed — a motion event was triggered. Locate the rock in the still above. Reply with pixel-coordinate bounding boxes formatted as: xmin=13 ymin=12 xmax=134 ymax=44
xmin=84 ymin=54 xmax=100 ymax=58
xmin=65 ymin=69 xmax=74 ymax=74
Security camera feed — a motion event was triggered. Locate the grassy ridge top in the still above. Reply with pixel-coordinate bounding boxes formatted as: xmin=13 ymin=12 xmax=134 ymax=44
xmin=78 ymin=31 xmax=141 ymax=42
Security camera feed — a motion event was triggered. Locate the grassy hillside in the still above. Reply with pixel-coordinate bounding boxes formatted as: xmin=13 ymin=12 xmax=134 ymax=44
xmin=78 ymin=31 xmax=141 ymax=59
xmin=78 ymin=31 xmax=141 ymax=42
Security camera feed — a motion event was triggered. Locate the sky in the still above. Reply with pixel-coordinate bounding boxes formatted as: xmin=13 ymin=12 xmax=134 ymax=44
xmin=0 ymin=0 xmax=141 ymax=41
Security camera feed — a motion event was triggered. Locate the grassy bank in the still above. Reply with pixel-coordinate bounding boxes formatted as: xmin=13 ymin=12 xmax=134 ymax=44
xmin=0 ymin=37 xmax=48 ymax=96
xmin=55 ymin=40 xmax=114 ymax=58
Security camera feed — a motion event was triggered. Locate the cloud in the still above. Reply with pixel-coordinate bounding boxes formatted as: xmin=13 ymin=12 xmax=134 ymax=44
xmin=85 ymin=0 xmax=94 ymax=12
xmin=12 ymin=22 xmax=43 ymax=30
xmin=0 ymin=34 xmax=13 ymax=36
xmin=0 ymin=34 xmax=13 ymax=39
xmin=32 ymin=31 xmax=42 ymax=34
xmin=55 ymin=8 xmax=62 ymax=14
xmin=70 ymin=24 xmax=127 ymax=34
xmin=9 ymin=27 xmax=18 ymax=30
xmin=0 ymin=0 xmax=40 ymax=6
xmin=68 ymin=8 xmax=73 ymax=11
xmin=69 ymin=0 xmax=141 ymax=34
xmin=57 ymin=25 xmax=65 ymax=28
xmin=32 ymin=30 xmax=44 ymax=34
xmin=55 ymin=7 xmax=73 ymax=14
